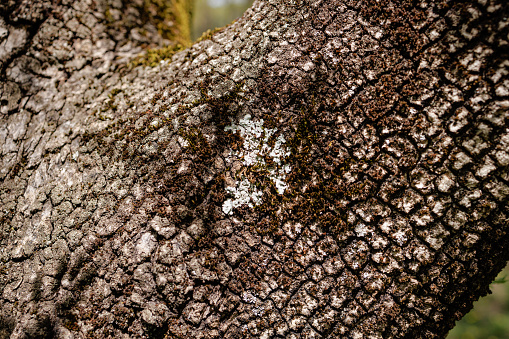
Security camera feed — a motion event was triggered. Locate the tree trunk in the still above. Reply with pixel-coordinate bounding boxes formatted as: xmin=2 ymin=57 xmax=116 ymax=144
xmin=1 ymin=0 xmax=508 ymax=337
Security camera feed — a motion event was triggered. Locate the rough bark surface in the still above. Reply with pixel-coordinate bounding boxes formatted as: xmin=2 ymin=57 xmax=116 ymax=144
xmin=1 ymin=0 xmax=508 ymax=338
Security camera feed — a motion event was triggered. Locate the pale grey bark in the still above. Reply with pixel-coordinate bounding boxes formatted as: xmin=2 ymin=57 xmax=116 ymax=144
xmin=0 ymin=0 xmax=508 ymax=338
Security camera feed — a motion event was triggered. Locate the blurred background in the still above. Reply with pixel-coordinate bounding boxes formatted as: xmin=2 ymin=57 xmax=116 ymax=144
xmin=447 ymin=263 xmax=509 ymax=339
xmin=191 ymin=1 xmax=509 ymax=338
xmin=192 ymin=0 xmax=253 ymax=40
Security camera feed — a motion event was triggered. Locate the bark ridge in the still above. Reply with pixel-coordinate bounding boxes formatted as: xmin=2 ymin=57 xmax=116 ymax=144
xmin=0 ymin=0 xmax=508 ymax=338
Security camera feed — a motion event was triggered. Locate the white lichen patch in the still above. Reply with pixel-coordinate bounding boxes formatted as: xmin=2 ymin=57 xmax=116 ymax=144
xmin=222 ymin=114 xmax=291 ymax=215
xmin=242 ymin=291 xmax=258 ymax=304
xmin=222 ymin=179 xmax=263 ymax=216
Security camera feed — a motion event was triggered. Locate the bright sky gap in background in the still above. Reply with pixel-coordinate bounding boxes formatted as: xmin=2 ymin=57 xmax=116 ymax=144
xmin=207 ymin=0 xmax=249 ymax=8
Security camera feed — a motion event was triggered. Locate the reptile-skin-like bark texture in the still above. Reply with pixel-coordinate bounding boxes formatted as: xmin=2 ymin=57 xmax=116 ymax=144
xmin=0 ymin=0 xmax=508 ymax=338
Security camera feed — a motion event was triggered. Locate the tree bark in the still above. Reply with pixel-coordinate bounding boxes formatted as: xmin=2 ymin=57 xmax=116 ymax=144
xmin=1 ymin=0 xmax=508 ymax=338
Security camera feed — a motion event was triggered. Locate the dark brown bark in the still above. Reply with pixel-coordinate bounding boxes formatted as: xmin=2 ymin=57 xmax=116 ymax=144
xmin=1 ymin=0 xmax=508 ymax=338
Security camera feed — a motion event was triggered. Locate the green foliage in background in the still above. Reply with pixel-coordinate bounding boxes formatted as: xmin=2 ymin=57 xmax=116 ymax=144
xmin=447 ymin=264 xmax=509 ymax=339
xmin=144 ymin=0 xmax=194 ymax=45
xmin=130 ymin=43 xmax=186 ymax=68
xmin=192 ymin=0 xmax=253 ymax=40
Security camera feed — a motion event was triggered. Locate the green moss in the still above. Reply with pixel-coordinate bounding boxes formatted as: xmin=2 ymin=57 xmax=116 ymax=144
xmin=104 ymin=8 xmax=114 ymax=23
xmin=179 ymin=127 xmax=209 ymax=154
xmin=194 ymin=27 xmax=224 ymax=43
xmin=250 ymin=101 xmax=372 ymax=239
xmin=109 ymin=88 xmax=122 ymax=97
xmin=129 ymin=43 xmax=185 ymax=68
xmin=177 ymin=80 xmax=245 ymax=160
xmin=193 ymin=14 xmax=240 ymax=43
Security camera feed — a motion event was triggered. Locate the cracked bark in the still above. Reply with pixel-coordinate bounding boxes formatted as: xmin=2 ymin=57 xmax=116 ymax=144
xmin=1 ymin=0 xmax=508 ymax=338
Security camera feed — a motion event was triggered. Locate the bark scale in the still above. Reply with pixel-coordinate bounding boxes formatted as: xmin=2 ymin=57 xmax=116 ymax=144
xmin=0 ymin=0 xmax=508 ymax=338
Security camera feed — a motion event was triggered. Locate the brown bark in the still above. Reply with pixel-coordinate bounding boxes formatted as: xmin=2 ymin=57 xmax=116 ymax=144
xmin=1 ymin=0 xmax=508 ymax=338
